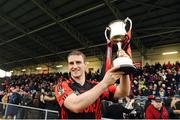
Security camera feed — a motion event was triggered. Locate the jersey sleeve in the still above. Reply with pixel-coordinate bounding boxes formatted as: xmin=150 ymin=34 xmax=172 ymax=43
xmin=101 ymin=84 xmax=117 ymax=101
xmin=55 ymin=81 xmax=74 ymax=107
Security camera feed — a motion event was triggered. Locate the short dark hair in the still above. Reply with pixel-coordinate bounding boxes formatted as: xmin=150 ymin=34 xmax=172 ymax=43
xmin=154 ymin=96 xmax=162 ymax=102
xmin=67 ymin=50 xmax=86 ymax=62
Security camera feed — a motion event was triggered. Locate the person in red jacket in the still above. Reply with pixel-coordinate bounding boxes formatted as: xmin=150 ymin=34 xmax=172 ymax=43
xmin=145 ymin=96 xmax=169 ymax=119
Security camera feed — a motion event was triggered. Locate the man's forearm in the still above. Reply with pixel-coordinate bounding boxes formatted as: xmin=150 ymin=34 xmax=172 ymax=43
xmin=64 ymin=81 xmax=108 ymax=112
xmin=174 ymin=110 xmax=180 ymax=113
xmin=121 ymin=75 xmax=130 ymax=95
xmin=114 ymin=75 xmax=130 ymax=98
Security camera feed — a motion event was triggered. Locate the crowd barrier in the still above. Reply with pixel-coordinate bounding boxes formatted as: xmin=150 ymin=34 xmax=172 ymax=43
xmin=0 ymin=96 xmax=179 ymax=119
xmin=0 ymin=102 xmax=59 ymax=119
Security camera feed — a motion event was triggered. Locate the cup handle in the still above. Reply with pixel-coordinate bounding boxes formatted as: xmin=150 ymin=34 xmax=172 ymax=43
xmin=125 ymin=17 xmax=132 ymax=33
xmin=105 ymin=27 xmax=111 ymax=43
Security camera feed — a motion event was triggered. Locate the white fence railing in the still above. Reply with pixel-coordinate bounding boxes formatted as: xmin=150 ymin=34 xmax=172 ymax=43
xmin=0 ymin=102 xmax=59 ymax=119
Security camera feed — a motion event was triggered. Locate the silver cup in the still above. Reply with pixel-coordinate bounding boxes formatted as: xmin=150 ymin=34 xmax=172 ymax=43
xmin=105 ymin=17 xmax=136 ymax=74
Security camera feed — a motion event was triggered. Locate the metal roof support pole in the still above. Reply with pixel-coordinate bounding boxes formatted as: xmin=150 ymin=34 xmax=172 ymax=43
xmin=31 ymin=0 xmax=104 ymax=62
xmin=0 ymin=13 xmax=57 ymax=53
xmin=126 ymin=0 xmax=180 ymax=13
xmin=31 ymin=0 xmax=91 ymax=48
xmin=0 ymin=56 xmax=9 ymax=63
xmin=0 ymin=10 xmax=66 ymax=59
xmin=0 ymin=1 xmax=117 ymax=47
xmin=0 ymin=43 xmax=106 ymax=66
xmin=104 ymin=0 xmax=123 ymax=19
xmin=104 ymin=0 xmax=146 ymax=57
xmin=0 ymin=35 xmax=40 ymax=68
xmin=135 ymin=0 xmax=162 ymax=26
xmin=137 ymin=29 xmax=180 ymax=39
xmin=1 ymin=27 xmax=180 ymax=66
xmin=0 ymin=12 xmax=65 ymax=67
xmin=0 ymin=34 xmax=38 ymax=60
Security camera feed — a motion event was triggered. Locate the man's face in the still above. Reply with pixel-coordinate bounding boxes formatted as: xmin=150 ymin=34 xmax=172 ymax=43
xmin=16 ymin=86 xmax=20 ymax=92
xmin=160 ymin=87 xmax=164 ymax=92
xmin=153 ymin=100 xmax=163 ymax=110
xmin=68 ymin=55 xmax=86 ymax=79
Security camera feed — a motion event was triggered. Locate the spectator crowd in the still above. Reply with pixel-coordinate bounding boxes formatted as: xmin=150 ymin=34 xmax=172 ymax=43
xmin=0 ymin=61 xmax=179 ymax=119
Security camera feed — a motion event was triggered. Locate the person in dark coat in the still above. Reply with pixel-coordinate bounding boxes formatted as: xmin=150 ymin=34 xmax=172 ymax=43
xmin=17 ymin=90 xmax=32 ymax=119
xmin=6 ymin=86 xmax=21 ymax=119
xmin=106 ymin=102 xmax=134 ymax=119
xmin=31 ymin=92 xmax=42 ymax=119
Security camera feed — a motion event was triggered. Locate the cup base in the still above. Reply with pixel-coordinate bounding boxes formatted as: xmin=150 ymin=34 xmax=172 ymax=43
xmin=112 ymin=64 xmax=136 ymax=74
xmin=113 ymin=57 xmax=136 ymax=74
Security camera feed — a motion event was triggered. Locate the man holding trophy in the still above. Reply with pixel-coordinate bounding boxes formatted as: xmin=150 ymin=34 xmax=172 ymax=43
xmin=55 ymin=17 xmax=134 ymax=119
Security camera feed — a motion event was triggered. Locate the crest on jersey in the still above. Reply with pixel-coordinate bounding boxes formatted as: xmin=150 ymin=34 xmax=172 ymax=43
xmin=57 ymin=82 xmax=64 ymax=96
xmin=58 ymin=86 xmax=64 ymax=95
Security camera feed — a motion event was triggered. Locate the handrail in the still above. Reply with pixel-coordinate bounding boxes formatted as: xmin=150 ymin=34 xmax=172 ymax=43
xmin=0 ymin=102 xmax=59 ymax=113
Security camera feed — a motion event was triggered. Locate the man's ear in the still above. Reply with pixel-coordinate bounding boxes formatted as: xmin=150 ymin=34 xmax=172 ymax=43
xmin=85 ymin=61 xmax=88 ymax=71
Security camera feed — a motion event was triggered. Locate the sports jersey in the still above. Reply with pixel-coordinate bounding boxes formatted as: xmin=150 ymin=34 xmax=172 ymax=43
xmin=55 ymin=79 xmax=117 ymax=119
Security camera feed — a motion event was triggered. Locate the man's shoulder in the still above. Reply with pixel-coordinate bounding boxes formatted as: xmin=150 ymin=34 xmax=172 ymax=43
xmin=59 ymin=79 xmax=73 ymax=84
xmin=146 ymin=104 xmax=154 ymax=110
xmin=86 ymin=80 xmax=99 ymax=84
xmin=55 ymin=79 xmax=73 ymax=90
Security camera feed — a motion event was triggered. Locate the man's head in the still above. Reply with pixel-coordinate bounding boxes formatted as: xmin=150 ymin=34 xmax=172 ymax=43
xmin=160 ymin=86 xmax=165 ymax=92
xmin=68 ymin=50 xmax=87 ymax=80
xmin=152 ymin=96 xmax=163 ymax=110
xmin=68 ymin=50 xmax=86 ymax=62
xmin=15 ymin=85 xmax=20 ymax=92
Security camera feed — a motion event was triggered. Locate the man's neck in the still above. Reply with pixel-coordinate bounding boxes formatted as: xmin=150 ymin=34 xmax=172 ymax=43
xmin=72 ymin=75 xmax=85 ymax=86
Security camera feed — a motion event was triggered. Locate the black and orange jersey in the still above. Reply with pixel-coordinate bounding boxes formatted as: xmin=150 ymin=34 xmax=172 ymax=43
xmin=55 ymin=79 xmax=117 ymax=119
